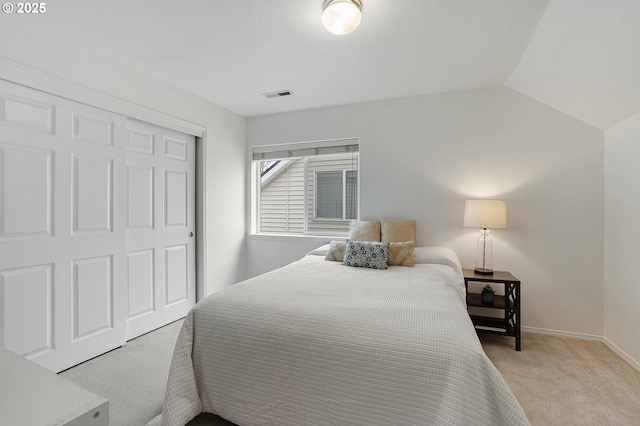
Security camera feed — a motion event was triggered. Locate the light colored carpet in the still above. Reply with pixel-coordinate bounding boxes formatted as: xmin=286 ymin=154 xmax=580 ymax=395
xmin=60 ymin=320 xmax=184 ymax=426
xmin=480 ymin=333 xmax=640 ymax=426
xmin=60 ymin=321 xmax=640 ymax=426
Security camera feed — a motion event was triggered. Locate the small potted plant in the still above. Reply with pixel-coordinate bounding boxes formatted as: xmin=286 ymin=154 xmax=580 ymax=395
xmin=481 ymin=284 xmax=495 ymax=305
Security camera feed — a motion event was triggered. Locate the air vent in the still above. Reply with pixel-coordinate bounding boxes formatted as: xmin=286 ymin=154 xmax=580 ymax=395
xmin=262 ymin=90 xmax=295 ymax=99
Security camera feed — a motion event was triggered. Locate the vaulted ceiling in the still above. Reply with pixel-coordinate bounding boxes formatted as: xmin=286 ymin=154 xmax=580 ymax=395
xmin=31 ymin=0 xmax=640 ymax=129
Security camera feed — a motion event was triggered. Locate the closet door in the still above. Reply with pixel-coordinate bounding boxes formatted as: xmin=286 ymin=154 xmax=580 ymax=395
xmin=125 ymin=118 xmax=195 ymax=340
xmin=0 ymin=80 xmax=127 ymax=372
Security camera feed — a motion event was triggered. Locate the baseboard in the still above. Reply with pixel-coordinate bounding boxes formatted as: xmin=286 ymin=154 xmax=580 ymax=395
xmin=603 ymin=338 xmax=640 ymax=374
xmin=521 ymin=326 xmax=603 ymax=341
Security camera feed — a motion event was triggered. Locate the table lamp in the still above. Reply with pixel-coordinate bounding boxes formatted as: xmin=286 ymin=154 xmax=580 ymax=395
xmin=463 ymin=199 xmax=507 ymax=274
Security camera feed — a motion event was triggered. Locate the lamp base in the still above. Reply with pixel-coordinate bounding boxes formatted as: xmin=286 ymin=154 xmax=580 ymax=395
xmin=474 ymin=267 xmax=494 ymax=275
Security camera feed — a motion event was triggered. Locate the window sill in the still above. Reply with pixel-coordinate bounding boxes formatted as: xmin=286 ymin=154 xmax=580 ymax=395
xmin=247 ymin=233 xmax=348 ymax=243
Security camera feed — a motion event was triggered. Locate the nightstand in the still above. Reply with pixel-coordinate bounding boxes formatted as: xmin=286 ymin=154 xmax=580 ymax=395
xmin=463 ymin=269 xmax=521 ymax=351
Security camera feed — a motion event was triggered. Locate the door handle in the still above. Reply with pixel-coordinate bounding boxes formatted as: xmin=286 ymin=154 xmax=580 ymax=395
xmin=188 ymin=232 xmax=194 ymax=238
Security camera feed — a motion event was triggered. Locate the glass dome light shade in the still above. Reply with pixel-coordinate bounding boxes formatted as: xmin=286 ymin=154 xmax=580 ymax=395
xmin=322 ymin=0 xmax=362 ymax=35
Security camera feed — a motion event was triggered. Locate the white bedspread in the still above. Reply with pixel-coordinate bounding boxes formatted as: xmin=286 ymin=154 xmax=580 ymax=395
xmin=153 ymin=247 xmax=529 ymax=426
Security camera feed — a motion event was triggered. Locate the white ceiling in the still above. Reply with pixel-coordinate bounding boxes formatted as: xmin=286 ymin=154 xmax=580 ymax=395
xmin=32 ymin=0 xmax=640 ymax=129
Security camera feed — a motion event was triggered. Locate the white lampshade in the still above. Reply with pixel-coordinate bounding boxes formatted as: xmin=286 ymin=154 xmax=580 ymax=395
xmin=322 ymin=0 xmax=362 ymax=35
xmin=463 ymin=200 xmax=507 ymax=229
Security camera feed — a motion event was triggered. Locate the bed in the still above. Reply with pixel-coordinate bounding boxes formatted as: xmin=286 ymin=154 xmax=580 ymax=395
xmin=151 ymin=245 xmax=529 ymax=426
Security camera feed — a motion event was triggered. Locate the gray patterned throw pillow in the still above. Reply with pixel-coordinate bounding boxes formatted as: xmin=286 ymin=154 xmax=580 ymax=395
xmin=342 ymin=241 xmax=390 ymax=270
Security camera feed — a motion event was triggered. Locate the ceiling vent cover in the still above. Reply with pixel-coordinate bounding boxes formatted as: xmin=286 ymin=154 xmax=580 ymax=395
xmin=262 ymin=90 xmax=295 ymax=99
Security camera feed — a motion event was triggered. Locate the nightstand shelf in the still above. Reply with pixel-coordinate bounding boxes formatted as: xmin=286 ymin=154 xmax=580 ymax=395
xmin=463 ymin=269 xmax=521 ymax=351
xmin=469 ymin=315 xmax=515 ymax=334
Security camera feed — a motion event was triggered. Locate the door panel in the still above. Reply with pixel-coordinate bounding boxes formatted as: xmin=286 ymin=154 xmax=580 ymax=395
xmin=0 ymin=91 xmax=55 ymax=135
xmin=128 ymin=165 xmax=154 ymax=229
xmin=127 ymin=128 xmax=154 ymax=154
xmin=164 ymin=137 xmax=188 ymax=161
xmin=127 ymin=249 xmax=155 ymax=318
xmin=0 ymin=79 xmax=127 ymax=372
xmin=165 ymin=244 xmax=188 ymax=305
xmin=72 ymin=155 xmax=113 ymax=233
xmin=72 ymin=113 xmax=114 ymax=146
xmin=165 ymin=169 xmax=188 ymax=227
xmin=0 ymin=143 xmax=53 ymax=237
xmin=125 ymin=118 xmax=195 ymax=340
xmin=72 ymin=255 xmax=114 ymax=340
xmin=0 ymin=264 xmax=53 ymax=357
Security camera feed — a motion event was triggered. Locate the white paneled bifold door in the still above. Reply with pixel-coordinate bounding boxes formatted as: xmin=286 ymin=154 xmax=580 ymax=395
xmin=0 ymin=80 xmax=195 ymax=372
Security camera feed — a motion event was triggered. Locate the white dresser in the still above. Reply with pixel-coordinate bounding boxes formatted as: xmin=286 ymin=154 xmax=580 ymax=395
xmin=0 ymin=348 xmax=108 ymax=426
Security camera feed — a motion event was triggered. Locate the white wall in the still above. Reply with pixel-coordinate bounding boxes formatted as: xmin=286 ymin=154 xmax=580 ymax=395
xmin=247 ymin=86 xmax=604 ymax=336
xmin=0 ymin=19 xmax=611 ymax=341
xmin=604 ymin=112 xmax=640 ymax=369
xmin=0 ymin=19 xmax=247 ymax=296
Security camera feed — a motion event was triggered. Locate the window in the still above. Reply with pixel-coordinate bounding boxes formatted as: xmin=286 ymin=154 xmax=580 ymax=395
xmin=252 ymin=139 xmax=359 ymax=236
xmin=315 ymin=170 xmax=357 ymax=220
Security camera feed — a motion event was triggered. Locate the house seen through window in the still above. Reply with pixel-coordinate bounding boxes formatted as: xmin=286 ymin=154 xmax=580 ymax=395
xmin=252 ymin=139 xmax=359 ymax=235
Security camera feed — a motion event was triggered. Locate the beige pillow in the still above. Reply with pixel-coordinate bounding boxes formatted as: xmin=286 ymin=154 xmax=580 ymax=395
xmin=349 ymin=220 xmax=381 ymax=242
xmin=325 ymin=241 xmax=347 ymax=261
xmin=387 ymin=241 xmax=415 ymax=267
xmin=381 ymin=220 xmax=416 ymax=242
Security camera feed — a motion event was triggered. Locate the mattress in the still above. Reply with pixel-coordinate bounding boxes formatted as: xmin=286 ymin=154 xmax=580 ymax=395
xmin=152 ymin=246 xmax=529 ymax=426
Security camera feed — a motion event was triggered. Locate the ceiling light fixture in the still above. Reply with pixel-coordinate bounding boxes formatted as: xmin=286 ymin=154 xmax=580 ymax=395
xmin=322 ymin=0 xmax=362 ymax=35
